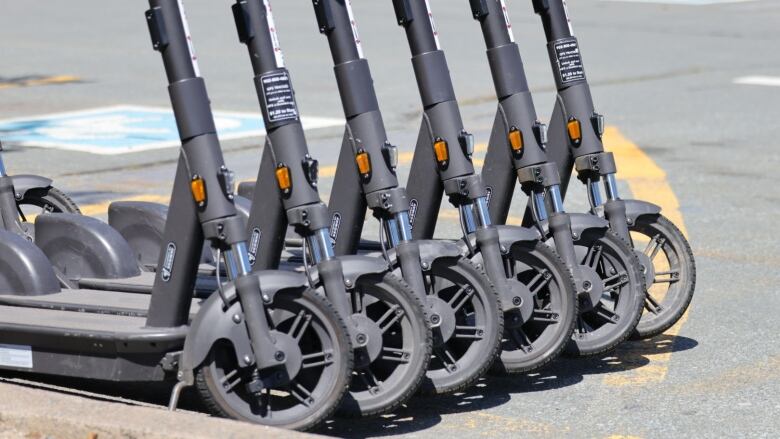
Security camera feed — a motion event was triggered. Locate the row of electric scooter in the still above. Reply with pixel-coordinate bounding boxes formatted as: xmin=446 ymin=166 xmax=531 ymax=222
xmin=0 ymin=0 xmax=696 ymax=432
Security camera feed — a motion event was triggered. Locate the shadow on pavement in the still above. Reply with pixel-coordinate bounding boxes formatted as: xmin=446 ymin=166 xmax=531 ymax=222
xmin=318 ymin=334 xmax=699 ymax=438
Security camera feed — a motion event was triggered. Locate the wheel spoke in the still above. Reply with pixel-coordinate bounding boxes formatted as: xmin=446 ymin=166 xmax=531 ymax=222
xmin=531 ymin=309 xmax=560 ymax=324
xmin=356 ymin=367 xmax=382 ymax=394
xmin=584 ymin=244 xmax=604 ymax=269
xmin=453 ymin=325 xmax=484 ymax=340
xmin=289 ymin=380 xmax=314 ymax=407
xmin=508 ymin=327 xmax=533 ymax=353
xmin=375 ymin=304 xmax=404 ymax=333
xmin=434 ymin=345 xmax=459 ymax=373
xmin=592 ymin=305 xmax=620 ymax=325
xmin=301 ymin=350 xmax=334 ymax=369
xmin=602 ymin=271 xmax=629 ymax=292
xmin=380 ymin=346 xmax=411 ymax=363
xmin=219 ymin=369 xmax=242 ymax=393
xmin=448 ymin=285 xmax=475 ymax=313
xmin=644 ymin=294 xmax=663 ymax=315
xmin=654 ymin=270 xmax=680 ymax=284
xmin=352 ymin=290 xmax=365 ymax=315
xmin=528 ymin=270 xmax=552 ymax=297
xmin=644 ymin=235 xmax=666 ymax=261
xmin=287 ymin=310 xmax=312 ymax=342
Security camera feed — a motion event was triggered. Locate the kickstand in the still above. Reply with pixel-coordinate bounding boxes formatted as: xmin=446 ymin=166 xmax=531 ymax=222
xmin=168 ymin=381 xmax=189 ymax=411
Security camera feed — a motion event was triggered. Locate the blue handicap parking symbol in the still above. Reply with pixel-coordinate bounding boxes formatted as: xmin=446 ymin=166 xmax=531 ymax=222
xmin=0 ymin=105 xmax=341 ymax=155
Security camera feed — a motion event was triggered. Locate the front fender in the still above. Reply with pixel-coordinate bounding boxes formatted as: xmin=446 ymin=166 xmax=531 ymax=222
xmin=11 ymin=174 xmax=52 ymax=199
xmin=416 ymin=239 xmax=462 ymax=268
xmin=594 ymin=199 xmax=661 ymax=225
xmin=458 ymin=224 xmax=541 ymax=255
xmin=178 ymin=270 xmax=309 ymax=383
xmin=541 ymin=212 xmax=610 ymax=238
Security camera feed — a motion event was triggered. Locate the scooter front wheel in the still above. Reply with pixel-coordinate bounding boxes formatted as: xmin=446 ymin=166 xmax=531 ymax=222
xmin=17 ymin=186 xmax=81 ymax=219
xmin=338 ymin=271 xmax=431 ymax=417
xmin=630 ymin=214 xmax=696 ymax=338
xmin=195 ymin=288 xmax=353 ymax=432
xmin=418 ymin=256 xmax=503 ymax=395
xmin=567 ymin=229 xmax=645 ymax=356
xmin=475 ymin=241 xmax=578 ymax=374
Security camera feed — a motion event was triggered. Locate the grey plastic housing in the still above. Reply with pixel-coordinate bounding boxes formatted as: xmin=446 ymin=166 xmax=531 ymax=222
xmin=0 ymin=229 xmax=60 ymax=295
xmin=35 ymin=213 xmax=140 ymax=280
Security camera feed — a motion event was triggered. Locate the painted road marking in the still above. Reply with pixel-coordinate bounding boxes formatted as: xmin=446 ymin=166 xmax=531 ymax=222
xmin=0 ymin=75 xmax=80 ymax=90
xmin=602 ymin=0 xmax=755 ymax=5
xmin=0 ymin=105 xmax=342 ymax=155
xmin=733 ymin=76 xmax=780 ymax=87
xmin=602 ymin=126 xmax=688 ymax=388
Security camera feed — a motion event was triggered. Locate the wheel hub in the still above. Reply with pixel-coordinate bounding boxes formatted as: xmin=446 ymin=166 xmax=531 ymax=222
xmin=426 ymin=296 xmax=457 ymax=346
xmin=268 ymin=330 xmax=303 ymax=380
xmin=350 ymin=314 xmax=384 ymax=368
xmin=506 ymin=278 xmax=534 ymax=323
xmin=577 ymin=266 xmax=605 ymax=311
xmin=634 ymin=250 xmax=656 ymax=290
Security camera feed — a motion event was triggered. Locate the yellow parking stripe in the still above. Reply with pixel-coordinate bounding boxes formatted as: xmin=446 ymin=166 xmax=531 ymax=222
xmin=0 ymin=75 xmax=81 ymax=90
xmin=601 ymin=126 xmax=689 ymax=387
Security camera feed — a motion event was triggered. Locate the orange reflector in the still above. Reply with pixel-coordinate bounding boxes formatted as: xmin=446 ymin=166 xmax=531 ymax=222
xmin=275 ymin=165 xmax=292 ymax=192
xmin=567 ymin=118 xmax=582 ymax=144
xmin=190 ymin=176 xmax=206 ymax=204
xmin=508 ymin=127 xmax=524 ymax=152
xmin=355 ymin=151 xmax=371 ymax=176
xmin=433 ymin=138 xmax=449 ymax=164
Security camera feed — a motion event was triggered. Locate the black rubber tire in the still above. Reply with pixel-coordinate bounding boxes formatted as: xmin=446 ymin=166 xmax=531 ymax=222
xmin=196 ymin=288 xmax=353 ymax=432
xmin=337 ymin=272 xmax=431 ymax=418
xmin=474 ymin=241 xmax=578 ymax=374
xmin=418 ymin=256 xmax=503 ymax=395
xmin=18 ymin=187 xmax=81 ymax=217
xmin=630 ymin=214 xmax=696 ymax=339
xmin=566 ymin=229 xmax=645 ymax=357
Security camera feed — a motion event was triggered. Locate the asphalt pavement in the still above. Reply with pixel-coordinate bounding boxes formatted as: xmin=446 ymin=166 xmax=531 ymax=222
xmin=1 ymin=0 xmax=779 ymax=438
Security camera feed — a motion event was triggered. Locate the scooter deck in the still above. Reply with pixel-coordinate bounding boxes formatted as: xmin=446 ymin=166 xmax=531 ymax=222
xmin=78 ymin=271 xmax=218 ymax=297
xmin=0 ymin=288 xmax=202 ymax=318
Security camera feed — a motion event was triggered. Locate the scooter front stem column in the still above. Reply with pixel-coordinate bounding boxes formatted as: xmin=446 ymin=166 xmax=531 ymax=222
xmin=549 ymin=185 xmax=565 ymax=213
xmin=604 ymin=198 xmax=631 ymax=243
xmin=589 ymin=180 xmax=604 ymax=207
xmin=224 ymin=243 xmax=252 ymax=280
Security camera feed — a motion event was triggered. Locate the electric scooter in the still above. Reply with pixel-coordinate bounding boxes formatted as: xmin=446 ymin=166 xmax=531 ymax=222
xmin=0 ymin=141 xmax=81 ymax=241
xmin=0 ymin=0 xmax=353 ymax=431
xmin=306 ymin=0 xmax=502 ymax=397
xmin=229 ymin=0 xmax=431 ymax=417
xmin=530 ymin=0 xmax=696 ymax=338
xmin=468 ymin=0 xmax=645 ymax=355
xmin=384 ymin=0 xmax=578 ymax=372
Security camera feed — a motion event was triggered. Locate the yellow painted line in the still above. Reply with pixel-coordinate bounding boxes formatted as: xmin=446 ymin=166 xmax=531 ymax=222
xmin=79 ymin=194 xmax=170 ymax=216
xmin=601 ymin=126 xmax=689 ymax=388
xmin=0 ymin=75 xmax=80 ymax=90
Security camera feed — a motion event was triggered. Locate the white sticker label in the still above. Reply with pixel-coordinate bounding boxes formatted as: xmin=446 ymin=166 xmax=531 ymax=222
xmin=345 ymin=0 xmax=364 ymax=59
xmin=562 ymin=0 xmax=574 ymax=35
xmin=424 ymin=0 xmax=441 ymax=50
xmin=0 ymin=344 xmax=33 ymax=369
xmin=177 ymin=0 xmax=201 ymax=77
xmin=499 ymin=0 xmax=515 ymax=43
xmin=263 ymin=0 xmax=285 ymax=68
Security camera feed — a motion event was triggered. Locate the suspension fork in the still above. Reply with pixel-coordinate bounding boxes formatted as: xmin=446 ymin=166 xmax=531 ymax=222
xmin=310 ymin=0 xmax=428 ymax=302
xmin=531 ymin=0 xmax=632 ymax=243
xmin=231 ymin=0 xmax=355 ymax=320
xmin=390 ymin=0 xmax=514 ymax=306
xmin=146 ymin=0 xmax=280 ymax=370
